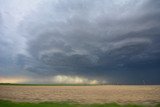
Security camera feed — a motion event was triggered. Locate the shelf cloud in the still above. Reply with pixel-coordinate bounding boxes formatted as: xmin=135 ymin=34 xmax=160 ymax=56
xmin=0 ymin=0 xmax=160 ymax=84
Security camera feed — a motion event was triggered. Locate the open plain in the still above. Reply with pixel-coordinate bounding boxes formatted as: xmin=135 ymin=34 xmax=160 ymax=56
xmin=0 ymin=85 xmax=160 ymax=104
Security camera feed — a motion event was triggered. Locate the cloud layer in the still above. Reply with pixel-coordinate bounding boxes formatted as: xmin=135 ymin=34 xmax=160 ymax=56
xmin=0 ymin=0 xmax=160 ymax=84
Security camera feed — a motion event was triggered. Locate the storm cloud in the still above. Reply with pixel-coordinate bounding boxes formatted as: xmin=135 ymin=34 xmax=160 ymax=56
xmin=0 ymin=0 xmax=160 ymax=84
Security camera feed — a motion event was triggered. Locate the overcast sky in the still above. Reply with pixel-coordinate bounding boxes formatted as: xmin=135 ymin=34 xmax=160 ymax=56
xmin=0 ymin=0 xmax=160 ymax=84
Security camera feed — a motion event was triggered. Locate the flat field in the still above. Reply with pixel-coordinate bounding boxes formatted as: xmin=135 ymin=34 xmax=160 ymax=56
xmin=0 ymin=85 xmax=160 ymax=104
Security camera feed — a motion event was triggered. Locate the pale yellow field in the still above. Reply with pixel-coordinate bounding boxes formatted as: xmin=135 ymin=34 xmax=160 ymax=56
xmin=0 ymin=85 xmax=160 ymax=104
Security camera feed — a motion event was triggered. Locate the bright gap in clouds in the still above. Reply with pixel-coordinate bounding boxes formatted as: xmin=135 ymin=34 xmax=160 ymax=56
xmin=0 ymin=76 xmax=28 ymax=83
xmin=0 ymin=75 xmax=106 ymax=84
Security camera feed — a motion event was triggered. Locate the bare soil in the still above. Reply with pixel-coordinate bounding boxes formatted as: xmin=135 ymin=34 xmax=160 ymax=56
xmin=0 ymin=85 xmax=160 ymax=104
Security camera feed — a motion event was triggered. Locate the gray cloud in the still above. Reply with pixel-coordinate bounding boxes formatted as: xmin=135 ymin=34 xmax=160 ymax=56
xmin=0 ymin=0 xmax=160 ymax=84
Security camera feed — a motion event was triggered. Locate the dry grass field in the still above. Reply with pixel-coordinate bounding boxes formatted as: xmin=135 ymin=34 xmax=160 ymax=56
xmin=0 ymin=85 xmax=160 ymax=104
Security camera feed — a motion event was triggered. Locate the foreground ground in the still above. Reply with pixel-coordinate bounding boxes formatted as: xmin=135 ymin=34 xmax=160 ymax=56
xmin=0 ymin=85 xmax=160 ymax=104
xmin=0 ymin=100 xmax=160 ymax=107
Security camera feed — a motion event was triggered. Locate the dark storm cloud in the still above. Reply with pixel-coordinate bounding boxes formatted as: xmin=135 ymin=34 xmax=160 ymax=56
xmin=0 ymin=0 xmax=160 ymax=84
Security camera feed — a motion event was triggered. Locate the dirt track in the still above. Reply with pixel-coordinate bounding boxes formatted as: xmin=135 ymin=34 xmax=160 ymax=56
xmin=0 ymin=85 xmax=160 ymax=104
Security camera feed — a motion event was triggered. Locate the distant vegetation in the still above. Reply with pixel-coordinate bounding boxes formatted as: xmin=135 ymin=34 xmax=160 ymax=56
xmin=0 ymin=100 xmax=159 ymax=107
